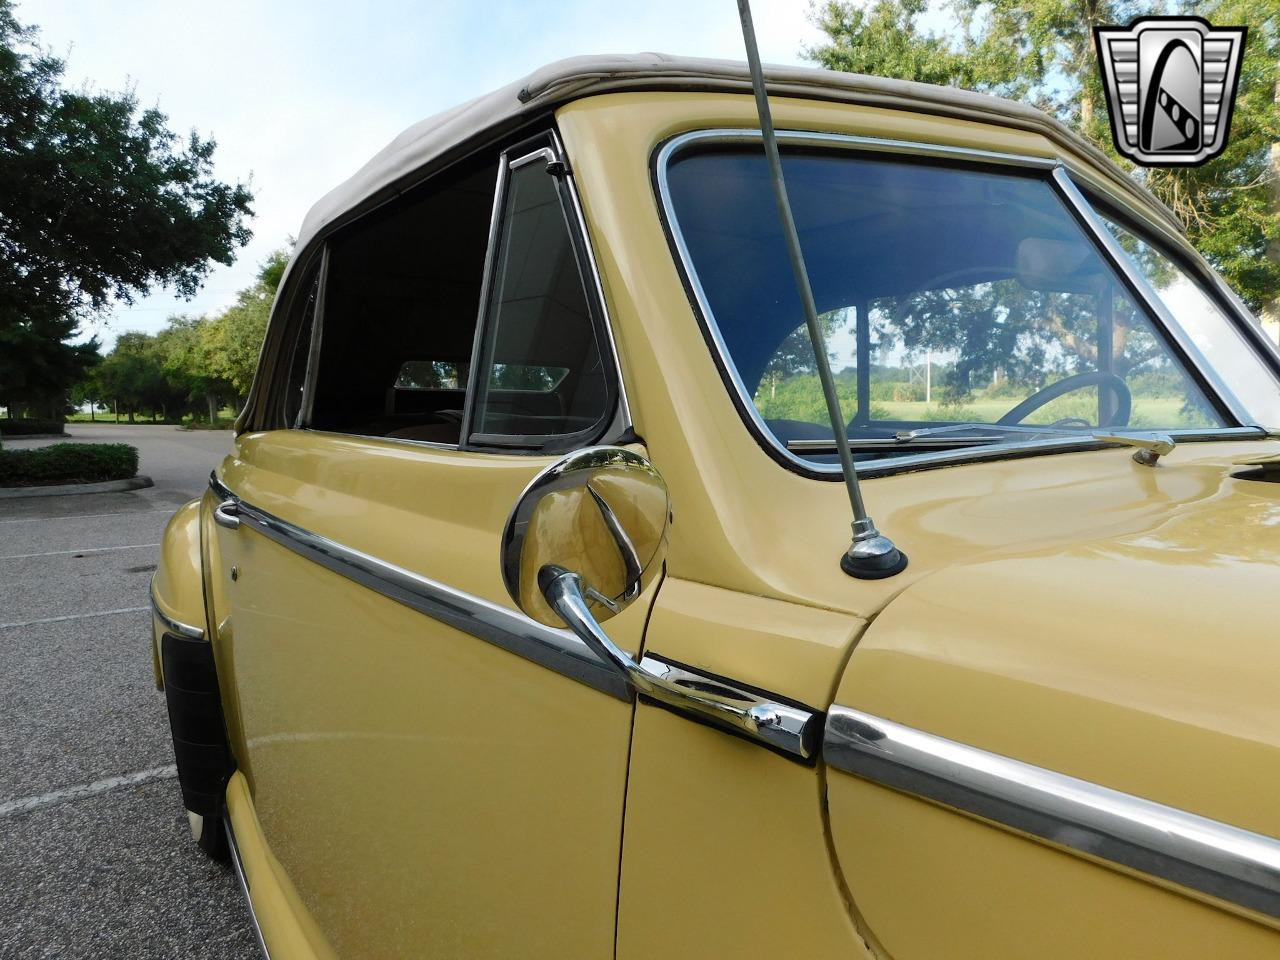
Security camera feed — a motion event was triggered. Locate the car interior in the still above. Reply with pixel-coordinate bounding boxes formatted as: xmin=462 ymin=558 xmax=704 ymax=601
xmin=307 ymin=147 xmax=609 ymax=450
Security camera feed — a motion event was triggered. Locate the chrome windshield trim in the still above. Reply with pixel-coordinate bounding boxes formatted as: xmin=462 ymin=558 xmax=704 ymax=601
xmin=1051 ymin=166 xmax=1255 ymax=428
xmin=148 ymin=576 xmax=205 ymax=641
xmin=654 ymin=129 xmax=1259 ymax=479
xmin=224 ymin=813 xmax=272 ymax=960
xmin=826 ymin=706 xmax=1280 ymax=920
xmin=208 ymin=474 xmax=629 ymax=701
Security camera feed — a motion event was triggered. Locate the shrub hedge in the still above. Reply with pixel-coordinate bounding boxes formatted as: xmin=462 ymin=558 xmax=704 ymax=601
xmin=0 ymin=443 xmax=139 ymax=487
xmin=0 ymin=418 xmax=65 ymax=436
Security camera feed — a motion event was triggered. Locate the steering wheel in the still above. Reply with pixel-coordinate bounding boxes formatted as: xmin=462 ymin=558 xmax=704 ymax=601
xmin=997 ymin=371 xmax=1132 ymax=428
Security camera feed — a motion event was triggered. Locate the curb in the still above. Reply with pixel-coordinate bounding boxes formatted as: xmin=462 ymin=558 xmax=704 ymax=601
xmin=0 ymin=475 xmax=154 ymax=500
xmin=0 ymin=433 xmax=68 ymax=441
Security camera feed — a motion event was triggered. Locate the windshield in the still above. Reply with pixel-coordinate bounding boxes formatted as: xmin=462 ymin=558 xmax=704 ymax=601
xmin=1097 ymin=213 xmax=1280 ymax=428
xmin=662 ymin=144 xmax=1238 ymax=467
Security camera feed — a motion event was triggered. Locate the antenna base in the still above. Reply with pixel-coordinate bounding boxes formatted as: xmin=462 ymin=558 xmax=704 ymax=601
xmin=840 ymin=518 xmax=908 ymax=580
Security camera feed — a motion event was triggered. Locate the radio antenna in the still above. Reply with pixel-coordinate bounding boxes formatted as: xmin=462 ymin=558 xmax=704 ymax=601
xmin=734 ymin=0 xmax=906 ymax=578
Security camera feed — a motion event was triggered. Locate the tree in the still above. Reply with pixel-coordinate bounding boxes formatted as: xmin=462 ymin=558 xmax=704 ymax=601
xmin=0 ymin=0 xmax=253 ymax=417
xmin=155 ymin=315 xmax=232 ymax=424
xmin=200 ymin=249 xmax=287 ymax=406
xmin=806 ymin=0 xmax=1280 ymax=314
xmin=91 ymin=333 xmax=162 ymax=422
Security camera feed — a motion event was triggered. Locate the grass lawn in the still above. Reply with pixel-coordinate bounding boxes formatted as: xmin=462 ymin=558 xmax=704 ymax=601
xmin=874 ymin=396 xmax=1201 ymax=429
xmin=67 ymin=409 xmax=236 ymax=425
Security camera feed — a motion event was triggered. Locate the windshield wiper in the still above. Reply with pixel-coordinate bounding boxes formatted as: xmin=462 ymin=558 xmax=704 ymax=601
xmin=786 ymin=422 xmax=1088 ymax=454
xmin=893 ymin=422 xmax=1085 ymax=443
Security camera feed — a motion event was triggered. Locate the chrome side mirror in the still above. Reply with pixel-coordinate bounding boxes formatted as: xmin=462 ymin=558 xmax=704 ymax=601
xmin=501 ymin=446 xmax=670 ymax=629
xmin=503 ymin=446 xmax=819 ymax=760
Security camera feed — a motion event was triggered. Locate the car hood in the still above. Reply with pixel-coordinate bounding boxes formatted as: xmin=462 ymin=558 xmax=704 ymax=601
xmin=840 ymin=450 xmax=1280 ymax=839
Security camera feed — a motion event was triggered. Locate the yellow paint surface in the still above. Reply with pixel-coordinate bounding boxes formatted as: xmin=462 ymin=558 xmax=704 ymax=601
xmin=155 ymin=89 xmax=1280 ymax=957
xmin=205 ymin=430 xmax=657 ymax=958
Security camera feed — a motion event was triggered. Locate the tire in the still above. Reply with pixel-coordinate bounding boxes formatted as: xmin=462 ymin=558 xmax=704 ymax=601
xmin=160 ymin=631 xmax=234 ymax=862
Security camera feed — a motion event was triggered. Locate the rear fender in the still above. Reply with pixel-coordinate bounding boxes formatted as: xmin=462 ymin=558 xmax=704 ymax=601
xmin=150 ymin=499 xmax=209 ymax=686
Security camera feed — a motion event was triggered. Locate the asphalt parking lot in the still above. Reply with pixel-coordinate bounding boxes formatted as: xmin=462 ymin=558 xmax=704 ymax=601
xmin=0 ymin=425 xmax=257 ymax=958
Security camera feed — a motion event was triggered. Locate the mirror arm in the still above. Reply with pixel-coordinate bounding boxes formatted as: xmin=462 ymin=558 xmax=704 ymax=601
xmin=539 ymin=565 xmax=820 ymax=760
xmin=539 ymin=565 xmax=657 ymax=696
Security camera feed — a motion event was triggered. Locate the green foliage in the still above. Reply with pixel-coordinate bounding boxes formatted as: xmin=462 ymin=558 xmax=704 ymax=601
xmin=0 ymin=0 xmax=253 ymax=415
xmin=0 ymin=442 xmax=138 ymax=486
xmin=198 ymin=248 xmax=287 ymax=397
xmin=0 ymin=418 xmax=64 ymax=435
xmin=76 ymin=247 xmax=289 ymax=422
xmin=806 ymin=0 xmax=1280 ymax=311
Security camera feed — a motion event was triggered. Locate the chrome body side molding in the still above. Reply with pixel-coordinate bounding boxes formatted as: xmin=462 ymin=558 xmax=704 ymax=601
xmin=224 ymin=813 xmax=272 ymax=960
xmin=208 ymin=474 xmax=629 ymax=701
xmin=207 ymin=474 xmax=823 ymax=756
xmin=825 ymin=706 xmax=1280 ymax=920
xmin=149 ymin=577 xmax=205 ymax=641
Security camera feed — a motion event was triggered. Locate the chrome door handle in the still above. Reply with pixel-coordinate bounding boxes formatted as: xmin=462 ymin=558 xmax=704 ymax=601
xmin=213 ymin=500 xmax=241 ymax=530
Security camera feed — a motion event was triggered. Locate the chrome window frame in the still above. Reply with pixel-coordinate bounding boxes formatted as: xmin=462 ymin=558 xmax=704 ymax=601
xmin=653 ymin=128 xmax=1267 ymax=481
xmin=462 ymin=134 xmax=631 ymax=454
xmin=282 ymin=128 xmax=631 ymax=454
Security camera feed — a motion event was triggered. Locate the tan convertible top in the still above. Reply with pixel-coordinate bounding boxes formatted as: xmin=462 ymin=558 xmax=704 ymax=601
xmin=243 ymin=54 xmax=1180 ymax=433
xmin=293 ymin=52 xmax=1178 ymax=257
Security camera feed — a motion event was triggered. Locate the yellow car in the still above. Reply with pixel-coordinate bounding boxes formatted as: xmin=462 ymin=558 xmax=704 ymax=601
xmin=150 ymin=55 xmax=1280 ymax=958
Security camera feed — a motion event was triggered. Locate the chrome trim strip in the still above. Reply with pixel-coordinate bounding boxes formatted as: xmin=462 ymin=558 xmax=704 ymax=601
xmin=1051 ymin=167 xmax=1255 ymax=428
xmin=825 ymin=706 xmax=1280 ymax=919
xmin=148 ymin=576 xmax=205 ymax=641
xmin=654 ymin=129 xmax=1262 ymax=478
xmin=298 ymin=244 xmax=329 ymax=429
xmin=208 ymin=474 xmax=629 ymax=701
xmin=224 ymin=813 xmax=272 ymax=960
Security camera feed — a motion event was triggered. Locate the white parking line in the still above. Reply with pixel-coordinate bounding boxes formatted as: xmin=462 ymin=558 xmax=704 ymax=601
xmin=0 ymin=542 xmax=161 ymax=561
xmin=0 ymin=606 xmax=149 ymax=629
xmin=0 ymin=765 xmax=178 ymax=818
xmin=0 ymin=510 xmax=165 ymax=525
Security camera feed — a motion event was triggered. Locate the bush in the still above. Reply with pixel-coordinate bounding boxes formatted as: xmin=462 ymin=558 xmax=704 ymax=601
xmin=179 ymin=417 xmax=236 ymax=431
xmin=0 ymin=443 xmax=139 ymax=487
xmin=0 ymin=418 xmax=65 ymax=436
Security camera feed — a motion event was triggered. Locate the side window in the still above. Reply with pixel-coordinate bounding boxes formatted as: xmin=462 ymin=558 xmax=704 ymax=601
xmin=308 ymin=158 xmax=499 ymax=443
xmin=281 ymin=268 xmax=320 ymax=428
xmin=465 ymin=149 xmax=612 ymax=451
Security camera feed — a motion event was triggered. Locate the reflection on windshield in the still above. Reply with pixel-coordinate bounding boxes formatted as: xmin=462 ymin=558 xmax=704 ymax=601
xmin=1099 ymin=215 xmax=1280 ymax=428
xmin=664 ymin=147 xmax=1232 ymax=464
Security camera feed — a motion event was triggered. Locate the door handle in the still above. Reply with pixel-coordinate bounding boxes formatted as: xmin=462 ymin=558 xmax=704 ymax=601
xmin=213 ymin=500 xmax=241 ymax=530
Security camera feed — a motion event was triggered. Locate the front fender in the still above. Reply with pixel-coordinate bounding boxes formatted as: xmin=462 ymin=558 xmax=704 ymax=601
xmin=150 ymin=499 xmax=208 ymax=688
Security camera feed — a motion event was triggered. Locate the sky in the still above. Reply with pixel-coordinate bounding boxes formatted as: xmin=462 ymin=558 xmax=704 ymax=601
xmin=26 ymin=0 xmax=825 ymax=352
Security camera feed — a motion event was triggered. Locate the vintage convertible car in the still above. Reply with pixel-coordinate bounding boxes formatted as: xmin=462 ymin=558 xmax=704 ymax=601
xmin=150 ymin=55 xmax=1280 ymax=958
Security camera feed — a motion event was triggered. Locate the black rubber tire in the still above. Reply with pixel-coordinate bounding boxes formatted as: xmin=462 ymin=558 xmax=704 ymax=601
xmin=195 ymin=805 xmax=229 ymax=861
xmin=161 ymin=631 xmax=234 ymax=863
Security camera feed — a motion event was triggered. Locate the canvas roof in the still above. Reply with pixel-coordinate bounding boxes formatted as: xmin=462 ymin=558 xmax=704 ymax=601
xmin=291 ymin=52 xmax=1178 ymax=258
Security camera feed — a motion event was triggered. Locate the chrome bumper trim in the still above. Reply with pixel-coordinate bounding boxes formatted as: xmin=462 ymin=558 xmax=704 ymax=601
xmin=208 ymin=474 xmax=629 ymax=701
xmin=224 ymin=812 xmax=272 ymax=960
xmin=148 ymin=576 xmax=205 ymax=641
xmin=825 ymin=706 xmax=1280 ymax=920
